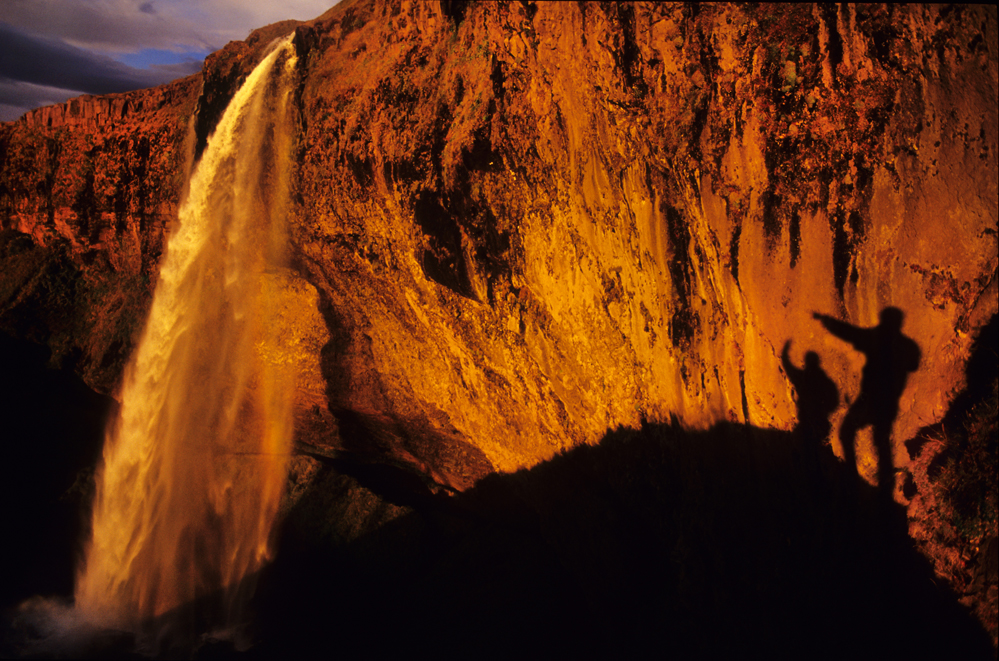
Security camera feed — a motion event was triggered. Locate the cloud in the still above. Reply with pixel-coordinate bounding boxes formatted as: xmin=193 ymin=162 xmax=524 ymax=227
xmin=0 ymin=0 xmax=337 ymax=53
xmin=1 ymin=0 xmax=213 ymax=53
xmin=0 ymin=1 xmax=337 ymax=122
xmin=0 ymin=23 xmax=181 ymax=95
xmin=0 ymin=80 xmax=89 ymax=122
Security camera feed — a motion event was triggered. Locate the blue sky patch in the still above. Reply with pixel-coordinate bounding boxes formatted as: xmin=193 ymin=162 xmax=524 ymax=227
xmin=113 ymin=47 xmax=211 ymax=70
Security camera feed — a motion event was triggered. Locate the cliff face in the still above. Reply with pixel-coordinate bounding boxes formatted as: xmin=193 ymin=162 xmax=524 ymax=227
xmin=0 ymin=21 xmax=307 ymax=392
xmin=0 ymin=0 xmax=996 ymax=638
xmin=0 ymin=72 xmax=199 ymax=391
xmin=287 ymin=0 xmax=997 ymax=488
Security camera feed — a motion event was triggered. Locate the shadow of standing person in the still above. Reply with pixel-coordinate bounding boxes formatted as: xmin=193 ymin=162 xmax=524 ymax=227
xmin=813 ymin=308 xmax=921 ymax=497
xmin=782 ymin=341 xmax=839 ymax=508
xmin=782 ymin=340 xmax=839 ymax=449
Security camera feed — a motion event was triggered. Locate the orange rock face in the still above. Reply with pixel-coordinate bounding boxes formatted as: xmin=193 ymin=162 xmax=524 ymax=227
xmin=2 ymin=0 xmax=996 ymax=493
xmin=0 ymin=73 xmax=199 ymax=390
xmin=0 ymin=0 xmax=996 ymax=641
xmin=0 ymin=23 xmax=303 ymax=392
xmin=284 ymin=1 xmax=996 ymax=488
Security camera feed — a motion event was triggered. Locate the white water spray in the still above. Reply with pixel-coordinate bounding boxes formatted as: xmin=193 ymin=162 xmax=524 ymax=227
xmin=73 ymin=36 xmax=299 ymax=647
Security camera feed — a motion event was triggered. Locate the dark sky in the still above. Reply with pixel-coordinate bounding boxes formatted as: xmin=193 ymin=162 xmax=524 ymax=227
xmin=0 ymin=0 xmax=336 ymax=122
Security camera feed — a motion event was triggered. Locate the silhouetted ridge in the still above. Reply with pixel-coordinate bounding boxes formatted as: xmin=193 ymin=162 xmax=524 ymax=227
xmin=257 ymin=418 xmax=993 ymax=659
xmin=2 ymin=336 xmax=993 ymax=658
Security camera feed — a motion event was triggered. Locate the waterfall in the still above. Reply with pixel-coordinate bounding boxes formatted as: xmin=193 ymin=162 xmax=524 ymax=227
xmin=74 ymin=35 xmax=299 ymax=645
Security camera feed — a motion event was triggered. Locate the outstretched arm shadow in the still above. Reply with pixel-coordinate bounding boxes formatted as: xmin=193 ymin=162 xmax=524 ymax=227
xmin=813 ymin=308 xmax=921 ymax=495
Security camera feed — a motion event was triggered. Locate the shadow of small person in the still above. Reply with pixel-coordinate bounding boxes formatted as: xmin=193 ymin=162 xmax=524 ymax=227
xmin=813 ymin=307 xmax=921 ymax=497
xmin=781 ymin=340 xmax=838 ymax=481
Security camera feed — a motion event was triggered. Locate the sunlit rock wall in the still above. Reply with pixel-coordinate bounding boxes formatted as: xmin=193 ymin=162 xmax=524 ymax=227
xmin=0 ymin=74 xmax=198 ymax=390
xmin=0 ymin=1 xmax=995 ymax=493
xmin=290 ymin=1 xmax=997 ymax=488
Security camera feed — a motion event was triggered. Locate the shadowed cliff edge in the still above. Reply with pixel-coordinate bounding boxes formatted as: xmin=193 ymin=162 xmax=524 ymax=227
xmin=1 ymin=320 xmax=996 ymax=658
xmin=251 ymin=316 xmax=994 ymax=659
xmin=256 ymin=417 xmax=993 ymax=659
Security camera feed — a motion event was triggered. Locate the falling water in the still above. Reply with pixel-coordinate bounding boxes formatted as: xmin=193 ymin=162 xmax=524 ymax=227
xmin=74 ymin=36 xmax=299 ymax=646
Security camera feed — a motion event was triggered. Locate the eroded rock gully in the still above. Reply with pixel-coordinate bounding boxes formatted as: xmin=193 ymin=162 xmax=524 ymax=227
xmin=0 ymin=0 xmax=996 ymax=650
